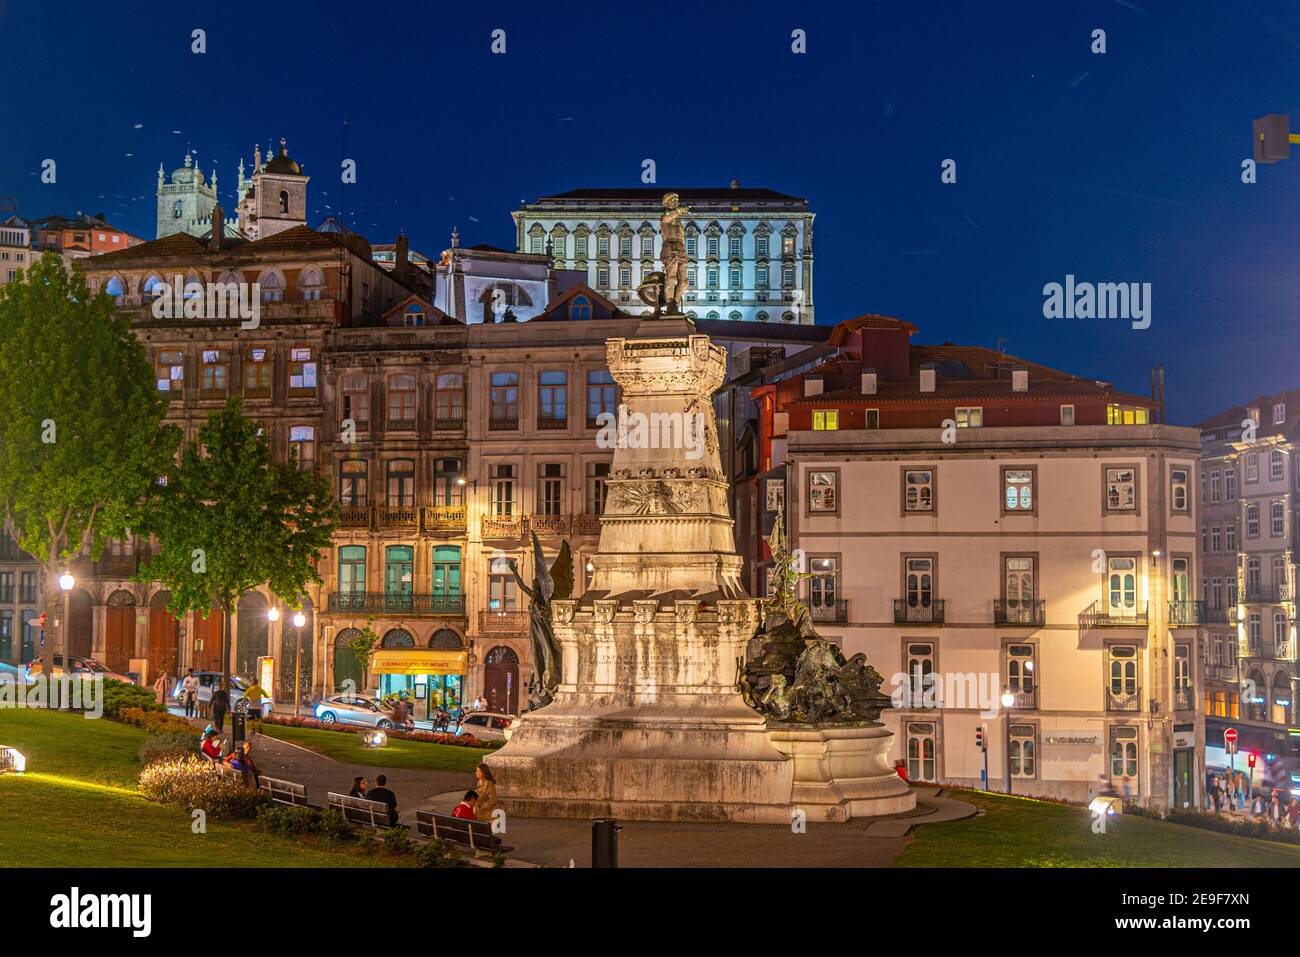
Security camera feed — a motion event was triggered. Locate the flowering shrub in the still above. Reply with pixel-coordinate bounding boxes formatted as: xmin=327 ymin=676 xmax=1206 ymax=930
xmin=139 ymin=755 xmax=265 ymax=820
xmin=262 ymin=713 xmax=504 ymax=750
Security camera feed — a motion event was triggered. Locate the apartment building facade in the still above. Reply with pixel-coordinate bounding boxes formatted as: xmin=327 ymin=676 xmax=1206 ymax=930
xmin=754 ymin=316 xmax=1203 ymax=810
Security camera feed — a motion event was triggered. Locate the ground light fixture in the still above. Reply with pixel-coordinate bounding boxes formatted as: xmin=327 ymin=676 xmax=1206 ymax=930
xmin=1089 ymin=796 xmax=1123 ymax=817
xmin=0 ymin=746 xmax=27 ymax=773
xmin=359 ymin=730 xmax=387 ymax=749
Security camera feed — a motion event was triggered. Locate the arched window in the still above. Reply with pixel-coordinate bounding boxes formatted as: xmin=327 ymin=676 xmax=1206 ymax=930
xmin=279 ymin=190 xmax=289 ymax=214
xmin=260 ymin=271 xmax=284 ymax=303
xmin=299 ymin=267 xmax=324 ymax=301
xmin=142 ymin=274 xmax=164 ymax=300
xmin=403 ymin=303 xmax=425 ymax=327
xmin=570 ymin=296 xmax=591 ymax=321
xmin=381 ymin=628 xmax=415 ymax=648
xmin=173 ymin=200 xmax=182 ymax=219
xmin=183 ymin=272 xmax=203 ymax=300
xmin=428 ymin=628 xmax=462 ymax=651
xmin=104 ymin=275 xmax=125 ymax=304
xmin=486 ymin=645 xmax=519 ymax=664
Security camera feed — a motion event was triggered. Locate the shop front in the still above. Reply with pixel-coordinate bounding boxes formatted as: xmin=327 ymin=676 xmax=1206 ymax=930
xmin=369 ymin=647 xmax=469 ymax=722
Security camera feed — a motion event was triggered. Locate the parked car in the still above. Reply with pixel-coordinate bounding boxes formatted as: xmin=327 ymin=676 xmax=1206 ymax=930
xmin=456 ymin=711 xmax=517 ymax=741
xmin=171 ymin=672 xmax=270 ymax=717
xmin=0 ymin=661 xmax=33 ymax=686
xmin=26 ymin=654 xmax=133 ymax=684
xmin=314 ymin=694 xmax=413 ymax=731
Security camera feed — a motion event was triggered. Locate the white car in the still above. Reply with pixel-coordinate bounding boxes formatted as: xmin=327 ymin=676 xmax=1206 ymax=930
xmin=457 ymin=711 xmax=517 ymax=741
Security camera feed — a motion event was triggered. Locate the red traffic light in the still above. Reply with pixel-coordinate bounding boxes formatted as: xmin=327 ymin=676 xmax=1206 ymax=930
xmin=1248 ymin=752 xmax=1258 ymax=769
xmin=975 ymin=727 xmax=986 ymax=751
xmin=38 ymin=612 xmax=45 ymax=628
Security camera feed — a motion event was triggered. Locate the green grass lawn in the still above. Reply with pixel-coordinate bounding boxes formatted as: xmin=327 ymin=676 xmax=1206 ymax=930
xmin=896 ymin=788 xmax=1300 ymax=868
xmin=259 ymin=722 xmax=492 ymax=773
xmin=0 ymin=709 xmax=410 ymax=867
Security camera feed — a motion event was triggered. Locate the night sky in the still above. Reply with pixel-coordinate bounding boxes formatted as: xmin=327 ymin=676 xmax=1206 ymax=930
xmin=4 ymin=0 xmax=1299 ymax=425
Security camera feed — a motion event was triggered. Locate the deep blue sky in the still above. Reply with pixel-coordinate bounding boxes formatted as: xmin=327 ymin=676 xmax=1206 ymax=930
xmin=4 ymin=0 xmax=1299 ymax=425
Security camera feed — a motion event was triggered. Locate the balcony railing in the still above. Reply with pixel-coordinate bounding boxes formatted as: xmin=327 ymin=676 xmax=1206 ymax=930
xmin=1003 ymin=689 xmax=1037 ymax=711
xmin=378 ymin=506 xmax=418 ymax=527
xmin=433 ymin=417 xmax=464 ymax=431
xmin=1168 ymin=600 xmax=1206 ymax=625
xmin=528 ymin=514 xmax=570 ymax=536
xmin=488 ymin=414 xmax=519 ymax=431
xmin=338 ymin=505 xmax=372 ymax=528
xmin=994 ymin=599 xmax=1045 ymax=626
xmin=1245 ymin=585 xmax=1292 ymax=603
xmin=893 ymin=598 xmax=945 ymax=624
xmin=328 ymin=593 xmax=465 ymax=616
xmin=479 ymin=610 xmax=529 ymax=634
xmin=386 ymin=418 xmax=416 ymax=433
xmin=537 ymin=416 xmax=568 ymax=430
xmin=810 ymin=599 xmax=848 ymax=624
xmin=1079 ymin=600 xmax=1148 ymax=631
xmin=1105 ymin=685 xmax=1142 ymax=712
xmin=1205 ymin=663 xmax=1239 ymax=683
xmin=423 ymin=505 xmax=467 ymax=531
xmin=1173 ymin=687 xmax=1195 ymax=712
xmin=481 ymin=515 xmax=524 ymax=539
xmin=1205 ymin=605 xmax=1232 ymax=624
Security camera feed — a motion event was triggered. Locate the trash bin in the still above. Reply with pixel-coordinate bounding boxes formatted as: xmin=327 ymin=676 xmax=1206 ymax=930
xmin=230 ymin=712 xmax=248 ymax=751
xmin=592 ymin=817 xmax=622 ymax=868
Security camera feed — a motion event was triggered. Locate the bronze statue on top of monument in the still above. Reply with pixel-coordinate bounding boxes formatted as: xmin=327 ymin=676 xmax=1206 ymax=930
xmin=739 ymin=503 xmax=890 ymax=724
xmin=637 ymin=192 xmax=692 ymax=316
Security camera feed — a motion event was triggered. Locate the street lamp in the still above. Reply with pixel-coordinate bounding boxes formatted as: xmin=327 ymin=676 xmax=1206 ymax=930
xmin=266 ymin=606 xmax=280 ymax=622
xmin=1000 ymin=689 xmax=1016 ymax=794
xmin=292 ymin=609 xmax=307 ymax=717
xmin=57 ymin=572 xmax=74 ymax=685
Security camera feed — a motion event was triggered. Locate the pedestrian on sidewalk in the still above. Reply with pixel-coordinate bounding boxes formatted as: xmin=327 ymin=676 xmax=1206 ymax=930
xmin=153 ymin=670 xmax=170 ymax=707
xmin=474 ymin=764 xmax=498 ymax=823
xmin=181 ymin=669 xmax=199 ymax=718
xmin=367 ymin=775 xmax=399 ymax=827
xmin=211 ymin=681 xmax=230 ymax=734
xmin=241 ymin=677 xmax=269 ymax=734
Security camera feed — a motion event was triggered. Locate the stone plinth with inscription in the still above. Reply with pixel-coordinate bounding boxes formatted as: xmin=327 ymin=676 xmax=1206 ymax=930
xmin=486 ymin=317 xmax=908 ymax=822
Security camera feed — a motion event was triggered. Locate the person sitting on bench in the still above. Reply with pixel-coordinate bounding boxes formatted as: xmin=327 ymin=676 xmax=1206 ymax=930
xmin=201 ymin=729 xmax=223 ymax=762
xmin=452 ymin=790 xmax=479 ymax=821
xmin=368 ymin=774 xmax=399 ymax=827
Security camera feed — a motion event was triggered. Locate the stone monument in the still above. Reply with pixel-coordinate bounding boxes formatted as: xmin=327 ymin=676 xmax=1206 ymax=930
xmin=486 ymin=196 xmax=913 ymax=822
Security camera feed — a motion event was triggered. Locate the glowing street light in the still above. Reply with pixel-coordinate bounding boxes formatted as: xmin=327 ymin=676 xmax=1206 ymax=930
xmin=1002 ymin=689 xmax=1017 ymax=796
xmin=58 ymin=572 xmax=74 ymax=591
xmin=292 ymin=611 xmax=306 ymax=628
xmin=266 ymin=606 xmax=280 ymax=622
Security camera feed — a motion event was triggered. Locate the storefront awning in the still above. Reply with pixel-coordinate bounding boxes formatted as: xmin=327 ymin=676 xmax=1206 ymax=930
xmin=369 ymin=650 xmax=468 ymax=676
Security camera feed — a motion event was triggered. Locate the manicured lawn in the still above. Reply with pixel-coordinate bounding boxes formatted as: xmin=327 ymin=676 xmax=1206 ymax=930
xmin=896 ymin=788 xmax=1300 ymax=868
xmin=259 ymin=722 xmax=492 ymax=773
xmin=0 ymin=709 xmax=409 ymax=867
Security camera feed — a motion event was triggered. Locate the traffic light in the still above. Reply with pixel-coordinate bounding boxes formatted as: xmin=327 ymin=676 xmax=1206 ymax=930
xmin=1248 ymin=752 xmax=1258 ymax=770
xmin=38 ymin=612 xmax=45 ymax=629
xmin=975 ymin=726 xmax=986 ymax=751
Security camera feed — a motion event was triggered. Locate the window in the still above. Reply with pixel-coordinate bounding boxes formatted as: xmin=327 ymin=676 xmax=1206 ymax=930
xmin=865 ymin=409 xmax=880 ymax=429
xmin=1275 ymin=612 xmax=1288 ymax=648
xmin=386 ymin=459 xmax=415 ymax=508
xmin=1059 ymin=404 xmax=1075 ymax=426
xmin=586 ymin=370 xmax=616 ymax=426
xmin=1248 ymin=613 xmax=1261 ymax=652
xmin=619 ymin=266 xmax=631 ymax=288
xmin=278 ymin=190 xmax=289 ymax=214
xmin=955 ymin=407 xmax=982 ymax=428
xmin=1272 ymin=449 xmax=1285 ymax=481
xmin=575 ymin=234 xmax=588 ymax=258
xmin=261 ymin=272 xmax=284 ymax=303
xmin=1105 ymin=467 xmax=1137 ymax=511
xmin=1246 ymin=503 xmax=1260 ymax=538
xmin=705 ymin=236 xmax=719 ymax=258
xmin=490 ymin=372 xmax=519 ymax=429
xmin=906 ymin=722 xmax=937 ymax=782
xmin=1172 ymin=558 xmax=1190 ymax=603
xmin=1273 ymin=500 xmax=1286 ymax=537
xmin=1210 ymin=578 xmax=1223 ymax=610
xmin=1210 ymin=527 xmax=1221 ymax=553
xmin=491 ymin=464 xmax=515 ymax=517
xmin=1004 ymin=557 xmax=1036 ymax=619
xmin=433 ymin=457 xmax=465 ymax=507
xmin=1110 ymin=725 xmax=1139 ymax=779
xmin=1275 ymin=403 xmax=1287 ymax=424
xmin=707 ymin=267 xmax=718 ymax=289
xmin=1009 ymin=723 xmax=1036 ymax=778
xmin=338 ymin=546 xmax=366 ymax=595
xmin=0 ymin=611 xmax=10 ymax=661
xmin=20 ymin=572 xmax=36 ymax=604
xmin=1246 ymin=453 xmax=1259 ymax=483
xmin=729 ymin=265 xmax=741 ymax=288
xmin=434 ymin=373 xmax=464 ymax=428
xmin=156 ymin=350 xmax=184 ymax=395
xmin=299 ymin=267 xmax=324 ymax=300
xmin=782 ymin=264 xmax=795 ymax=288
xmin=755 ymin=235 xmax=769 ymax=257
xmin=288 ymin=347 xmax=316 ymax=393
xmin=902 ymin=642 xmax=936 ymax=709
xmin=339 ymin=459 xmax=368 ymax=506
xmin=384 ymin=546 xmax=414 ymax=602
xmin=1225 ymin=467 xmax=1237 ymax=499
xmin=596 ymin=234 xmax=610 ymax=258
xmin=340 ymin=374 xmax=369 ymax=430
xmin=903 ymin=470 xmax=934 ymax=512
xmin=1209 ymin=470 xmax=1221 ymax=502
xmin=387 ymin=375 xmax=416 ymax=430
xmin=0 ymin=572 xmax=10 ymax=603
xmin=289 ymin=426 xmax=315 ymax=469
xmin=905 ymin=558 xmax=934 ymax=610
xmin=538 ymin=371 xmax=568 ymax=428
xmin=1169 ymin=468 xmax=1189 ymax=512
xmin=1106 ymin=404 xmax=1150 ymax=425
xmin=587 ymin=462 xmax=610 ymax=515
xmin=641 ymin=234 xmax=655 ymax=257
xmin=244 ymin=347 xmax=272 ymax=396
xmin=808 ymin=470 xmax=837 ymax=513
xmin=811 ymin=410 xmax=839 ymax=431
xmin=432 ymin=545 xmax=462 ymax=600
xmin=1247 ymin=558 xmax=1261 ymax=596
xmin=1226 ymin=523 xmax=1237 ymax=552
xmin=488 ymin=556 xmax=518 ymax=611
xmin=756 ymin=264 xmax=768 ymax=288
xmin=200 ymin=350 xmax=227 ymax=396
xmin=619 ymin=235 xmax=632 ymax=257
xmin=403 ymin=303 xmax=426 ymax=327
xmin=538 ymin=463 xmax=564 ymax=515
xmin=1107 ymin=558 xmax=1137 ymax=613
xmin=1003 ymin=469 xmax=1034 ymax=512
xmin=782 ymin=235 xmax=795 ymax=257
xmin=570 ymin=296 xmax=592 ymax=321
xmin=172 ymin=200 xmax=182 ymax=219
xmin=808 ymin=557 xmax=838 ymax=612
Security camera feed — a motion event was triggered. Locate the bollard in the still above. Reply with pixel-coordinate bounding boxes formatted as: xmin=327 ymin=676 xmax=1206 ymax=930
xmin=591 ymin=817 xmax=622 ymax=868
xmin=230 ymin=712 xmax=247 ymax=753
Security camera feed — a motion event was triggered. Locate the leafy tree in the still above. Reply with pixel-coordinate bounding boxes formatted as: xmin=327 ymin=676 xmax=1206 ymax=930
xmin=0 ymin=253 xmax=178 ymax=676
xmin=138 ymin=397 xmax=337 ymax=688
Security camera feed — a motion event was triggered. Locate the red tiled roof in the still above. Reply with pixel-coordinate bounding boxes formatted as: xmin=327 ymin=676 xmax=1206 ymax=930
xmin=85 ymin=232 xmax=209 ymax=266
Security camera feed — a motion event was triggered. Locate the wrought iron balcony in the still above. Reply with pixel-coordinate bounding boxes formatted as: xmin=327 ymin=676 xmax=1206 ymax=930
xmin=810 ymin=599 xmax=848 ymax=624
xmin=1173 ymin=687 xmax=1196 ymax=712
xmin=1205 ymin=605 xmax=1232 ymax=624
xmin=893 ymin=598 xmax=945 ymax=624
xmin=1002 ymin=689 xmax=1037 ymax=711
xmin=1245 ymin=585 xmax=1292 ymax=604
xmin=378 ymin=506 xmax=418 ymax=527
xmin=481 ymin=515 xmax=524 ymax=539
xmin=571 ymin=514 xmax=602 ymax=536
xmin=1168 ymin=600 xmax=1206 ymax=625
xmin=527 ymin=514 xmax=570 ymax=536
xmin=537 ymin=415 xmax=568 ymax=430
xmin=994 ymin=599 xmax=1045 ymax=626
xmin=433 ymin=417 xmax=464 ymax=431
xmin=327 ymin=593 xmax=465 ymax=616
xmin=1105 ymin=685 xmax=1141 ymax=713
xmin=488 ymin=414 xmax=519 ymax=431
xmin=422 ymin=505 xmax=467 ymax=531
xmin=338 ymin=505 xmax=372 ymax=528
xmin=1079 ymin=600 xmax=1148 ymax=630
xmin=479 ymin=610 xmax=529 ymax=634
xmin=386 ymin=418 xmax=416 ymax=433
xmin=1204 ymin=663 xmax=1239 ymax=683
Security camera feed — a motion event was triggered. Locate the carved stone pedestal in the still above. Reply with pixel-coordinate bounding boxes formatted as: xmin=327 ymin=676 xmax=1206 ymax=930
xmin=768 ymin=723 xmax=917 ymax=822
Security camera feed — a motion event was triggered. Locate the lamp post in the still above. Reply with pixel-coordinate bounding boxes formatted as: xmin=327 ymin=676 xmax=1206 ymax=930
xmin=1001 ymin=689 xmax=1016 ymax=794
xmin=292 ymin=610 xmax=306 ymax=717
xmin=57 ymin=572 xmax=74 ymax=688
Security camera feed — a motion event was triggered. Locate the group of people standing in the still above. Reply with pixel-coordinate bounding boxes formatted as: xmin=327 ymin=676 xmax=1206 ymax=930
xmin=152 ymin=669 xmax=269 ymax=734
xmin=1206 ymin=769 xmax=1300 ymax=828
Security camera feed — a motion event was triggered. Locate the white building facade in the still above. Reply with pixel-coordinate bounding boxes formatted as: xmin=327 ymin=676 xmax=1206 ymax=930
xmin=512 ymin=184 xmax=815 ymax=324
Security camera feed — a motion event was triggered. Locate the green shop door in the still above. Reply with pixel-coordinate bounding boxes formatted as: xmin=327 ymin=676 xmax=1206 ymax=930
xmin=1174 ymin=748 xmax=1193 ymax=809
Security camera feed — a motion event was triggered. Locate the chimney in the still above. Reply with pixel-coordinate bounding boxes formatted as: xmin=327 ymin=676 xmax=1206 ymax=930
xmin=208 ymin=206 xmax=224 ymax=252
xmin=861 ymin=369 xmax=878 ymax=395
xmin=804 ymin=378 xmax=824 ymax=397
xmin=1011 ymin=367 xmax=1028 ymax=393
xmin=395 ymin=232 xmax=410 ymax=278
xmin=919 ymin=364 xmax=936 ymax=393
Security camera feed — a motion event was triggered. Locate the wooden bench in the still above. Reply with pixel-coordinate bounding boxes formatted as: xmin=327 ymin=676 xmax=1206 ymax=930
xmin=327 ymin=791 xmax=400 ymax=829
xmin=415 ymin=809 xmax=512 ymax=854
xmin=259 ymin=775 xmax=311 ymax=808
